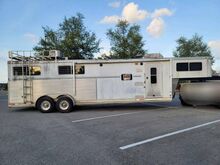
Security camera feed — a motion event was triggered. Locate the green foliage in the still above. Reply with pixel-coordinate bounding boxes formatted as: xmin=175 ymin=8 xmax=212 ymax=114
xmin=173 ymin=34 xmax=214 ymax=64
xmin=34 ymin=13 xmax=100 ymax=59
xmin=107 ymin=20 xmax=146 ymax=59
xmin=34 ymin=27 xmax=61 ymax=54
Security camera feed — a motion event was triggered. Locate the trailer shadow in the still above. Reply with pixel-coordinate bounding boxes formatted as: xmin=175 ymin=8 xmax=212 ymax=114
xmin=76 ymin=103 xmax=167 ymax=112
xmin=76 ymin=95 xmax=182 ymax=112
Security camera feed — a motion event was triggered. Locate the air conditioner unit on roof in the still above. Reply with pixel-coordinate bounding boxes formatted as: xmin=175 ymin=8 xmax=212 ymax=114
xmin=49 ymin=50 xmax=61 ymax=58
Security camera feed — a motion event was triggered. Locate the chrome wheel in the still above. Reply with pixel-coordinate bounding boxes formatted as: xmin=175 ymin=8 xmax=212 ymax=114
xmin=56 ymin=96 xmax=73 ymax=113
xmin=40 ymin=100 xmax=51 ymax=111
xmin=59 ymin=100 xmax=69 ymax=111
xmin=36 ymin=96 xmax=54 ymax=113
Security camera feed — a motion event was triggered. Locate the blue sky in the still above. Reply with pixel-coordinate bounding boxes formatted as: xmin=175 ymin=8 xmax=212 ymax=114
xmin=0 ymin=0 xmax=220 ymax=82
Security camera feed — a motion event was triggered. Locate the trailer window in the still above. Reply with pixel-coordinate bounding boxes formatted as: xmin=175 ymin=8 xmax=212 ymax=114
xmin=13 ymin=66 xmax=29 ymax=76
xmin=13 ymin=66 xmax=41 ymax=76
xmin=75 ymin=65 xmax=85 ymax=74
xmin=30 ymin=66 xmax=41 ymax=75
xmin=176 ymin=63 xmax=188 ymax=71
xmin=13 ymin=67 xmax=22 ymax=76
xmin=58 ymin=66 xmax=73 ymax=75
xmin=151 ymin=68 xmax=157 ymax=84
xmin=190 ymin=62 xmax=202 ymax=71
xmin=121 ymin=74 xmax=132 ymax=81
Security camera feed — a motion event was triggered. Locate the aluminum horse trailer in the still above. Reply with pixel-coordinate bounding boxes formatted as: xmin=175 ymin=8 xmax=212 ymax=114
xmin=8 ymin=50 xmax=212 ymax=113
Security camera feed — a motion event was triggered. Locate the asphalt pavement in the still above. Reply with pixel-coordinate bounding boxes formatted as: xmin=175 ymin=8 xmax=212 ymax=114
xmin=1 ymin=92 xmax=220 ymax=165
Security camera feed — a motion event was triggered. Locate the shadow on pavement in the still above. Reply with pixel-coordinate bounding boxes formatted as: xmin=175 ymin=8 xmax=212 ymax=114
xmin=76 ymin=103 xmax=166 ymax=111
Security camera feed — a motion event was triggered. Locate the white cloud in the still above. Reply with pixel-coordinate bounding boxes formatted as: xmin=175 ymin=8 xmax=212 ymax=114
xmin=100 ymin=2 xmax=148 ymax=24
xmin=0 ymin=50 xmax=8 ymax=83
xmin=208 ymin=41 xmax=220 ymax=72
xmin=147 ymin=17 xmax=165 ymax=38
xmin=109 ymin=1 xmax=121 ymax=8
xmin=100 ymin=49 xmax=111 ymax=57
xmin=24 ymin=33 xmax=39 ymax=43
xmin=147 ymin=8 xmax=172 ymax=38
xmin=100 ymin=3 xmax=173 ymax=38
xmin=213 ymin=64 xmax=220 ymax=73
xmin=100 ymin=15 xmax=121 ymax=24
xmin=151 ymin=8 xmax=173 ymax=18
xmin=95 ymin=49 xmax=111 ymax=59
xmin=122 ymin=2 xmax=148 ymax=23
xmin=208 ymin=41 xmax=220 ymax=58
xmin=0 ymin=50 xmax=8 ymax=61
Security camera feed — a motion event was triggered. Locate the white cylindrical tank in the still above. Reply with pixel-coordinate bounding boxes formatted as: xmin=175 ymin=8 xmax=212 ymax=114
xmin=180 ymin=81 xmax=220 ymax=106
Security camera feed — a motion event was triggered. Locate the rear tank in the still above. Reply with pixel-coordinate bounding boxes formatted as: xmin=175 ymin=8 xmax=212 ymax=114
xmin=179 ymin=81 xmax=220 ymax=106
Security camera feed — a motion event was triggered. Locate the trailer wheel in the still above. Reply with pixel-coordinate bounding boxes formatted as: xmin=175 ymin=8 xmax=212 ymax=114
xmin=36 ymin=96 xmax=55 ymax=113
xmin=56 ymin=96 xmax=73 ymax=113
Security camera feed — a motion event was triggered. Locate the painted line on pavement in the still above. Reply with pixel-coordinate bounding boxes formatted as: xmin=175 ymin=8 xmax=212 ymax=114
xmin=72 ymin=111 xmax=145 ymax=123
xmin=72 ymin=107 xmax=170 ymax=123
xmin=120 ymin=119 xmax=220 ymax=150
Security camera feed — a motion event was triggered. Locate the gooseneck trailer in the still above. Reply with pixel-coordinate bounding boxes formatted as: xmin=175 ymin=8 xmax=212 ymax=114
xmin=8 ymin=50 xmax=213 ymax=113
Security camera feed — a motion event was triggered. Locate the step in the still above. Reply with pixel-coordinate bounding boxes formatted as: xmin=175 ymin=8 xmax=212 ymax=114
xmin=23 ymin=86 xmax=32 ymax=88
xmin=23 ymin=93 xmax=32 ymax=95
xmin=24 ymin=101 xmax=34 ymax=104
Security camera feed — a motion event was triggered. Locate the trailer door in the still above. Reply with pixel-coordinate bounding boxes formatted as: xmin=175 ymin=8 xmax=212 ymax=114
xmin=145 ymin=62 xmax=163 ymax=98
xmin=145 ymin=61 xmax=171 ymax=99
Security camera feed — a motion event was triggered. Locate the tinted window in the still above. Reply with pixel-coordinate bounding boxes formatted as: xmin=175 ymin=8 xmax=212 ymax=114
xmin=151 ymin=76 xmax=157 ymax=84
xmin=151 ymin=68 xmax=157 ymax=75
xmin=58 ymin=66 xmax=72 ymax=75
xmin=13 ymin=66 xmax=30 ymax=76
xmin=190 ymin=62 xmax=202 ymax=71
xmin=151 ymin=68 xmax=157 ymax=84
xmin=75 ymin=65 xmax=85 ymax=74
xmin=176 ymin=63 xmax=188 ymax=71
xmin=13 ymin=67 xmax=23 ymax=76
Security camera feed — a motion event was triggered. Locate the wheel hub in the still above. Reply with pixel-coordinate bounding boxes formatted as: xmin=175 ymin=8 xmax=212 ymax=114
xmin=41 ymin=100 xmax=51 ymax=111
xmin=59 ymin=100 xmax=69 ymax=110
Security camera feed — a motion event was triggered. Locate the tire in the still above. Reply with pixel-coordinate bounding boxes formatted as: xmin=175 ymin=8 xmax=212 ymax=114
xmin=36 ymin=96 xmax=55 ymax=113
xmin=56 ymin=96 xmax=73 ymax=113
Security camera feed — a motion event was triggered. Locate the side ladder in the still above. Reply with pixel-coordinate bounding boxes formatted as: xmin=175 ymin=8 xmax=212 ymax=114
xmin=22 ymin=57 xmax=34 ymax=104
xmin=23 ymin=77 xmax=33 ymax=104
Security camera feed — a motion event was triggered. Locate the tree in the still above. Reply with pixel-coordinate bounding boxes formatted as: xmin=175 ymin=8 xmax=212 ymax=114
xmin=34 ymin=27 xmax=61 ymax=53
xmin=173 ymin=34 xmax=214 ymax=64
xmin=107 ymin=20 xmax=146 ymax=59
xmin=34 ymin=13 xmax=100 ymax=59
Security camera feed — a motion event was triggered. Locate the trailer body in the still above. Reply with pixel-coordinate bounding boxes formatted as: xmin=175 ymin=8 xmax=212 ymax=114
xmin=7 ymin=51 xmax=212 ymax=111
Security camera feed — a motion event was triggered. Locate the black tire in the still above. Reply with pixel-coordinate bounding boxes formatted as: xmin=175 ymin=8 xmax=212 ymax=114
xmin=56 ymin=96 xmax=73 ymax=113
xmin=179 ymin=95 xmax=191 ymax=106
xmin=36 ymin=96 xmax=55 ymax=113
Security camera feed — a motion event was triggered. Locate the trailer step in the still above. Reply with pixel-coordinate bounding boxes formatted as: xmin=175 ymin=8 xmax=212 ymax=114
xmin=24 ymin=86 xmax=32 ymax=88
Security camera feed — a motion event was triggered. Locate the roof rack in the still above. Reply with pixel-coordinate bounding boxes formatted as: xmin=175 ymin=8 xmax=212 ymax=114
xmin=8 ymin=50 xmax=62 ymax=62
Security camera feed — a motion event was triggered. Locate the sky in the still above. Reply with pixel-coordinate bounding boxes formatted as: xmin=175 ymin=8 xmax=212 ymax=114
xmin=0 ymin=0 xmax=220 ymax=82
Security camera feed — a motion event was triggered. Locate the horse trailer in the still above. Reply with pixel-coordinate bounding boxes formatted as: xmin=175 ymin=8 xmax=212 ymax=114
xmin=8 ymin=50 xmax=212 ymax=112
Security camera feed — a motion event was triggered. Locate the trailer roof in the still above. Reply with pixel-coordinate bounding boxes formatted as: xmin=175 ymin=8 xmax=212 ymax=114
xmin=73 ymin=57 xmax=210 ymax=64
xmin=8 ymin=56 xmax=210 ymax=64
xmin=8 ymin=50 xmax=211 ymax=64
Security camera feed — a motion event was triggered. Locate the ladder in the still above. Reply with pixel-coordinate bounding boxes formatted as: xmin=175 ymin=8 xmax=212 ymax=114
xmin=21 ymin=53 xmax=33 ymax=104
xmin=23 ymin=75 xmax=33 ymax=104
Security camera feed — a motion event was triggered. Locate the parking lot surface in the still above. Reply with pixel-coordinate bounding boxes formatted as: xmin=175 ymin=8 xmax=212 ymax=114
xmin=1 ymin=92 xmax=220 ymax=165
